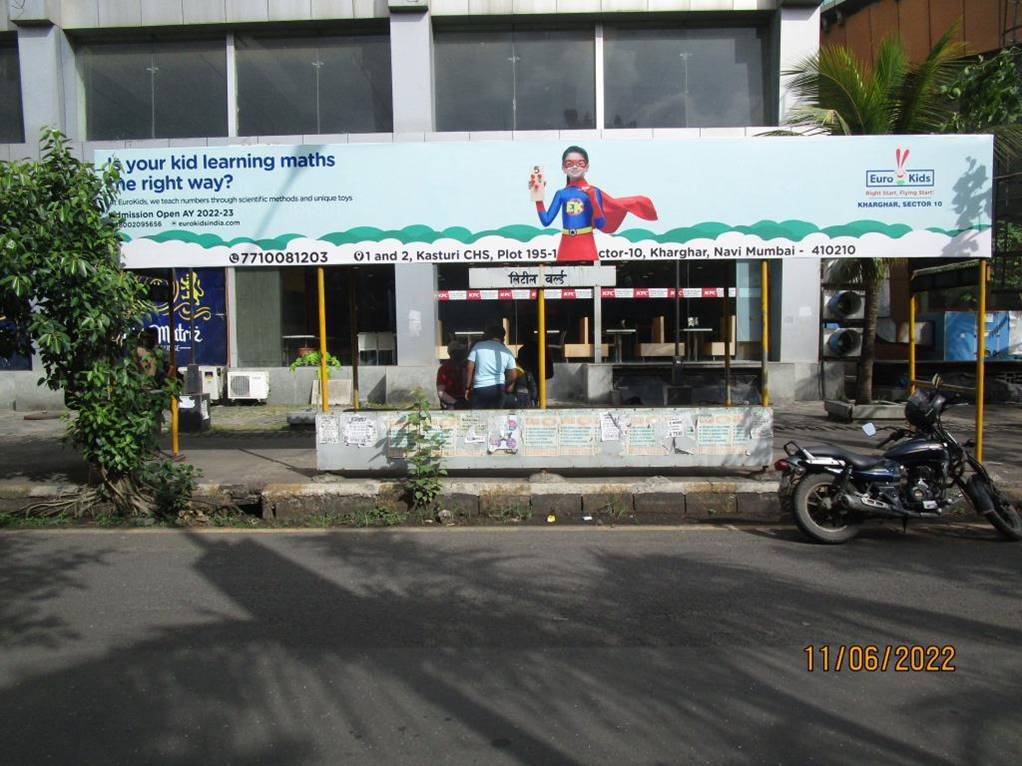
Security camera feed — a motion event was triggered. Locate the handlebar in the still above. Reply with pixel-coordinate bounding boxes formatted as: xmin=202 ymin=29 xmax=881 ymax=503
xmin=878 ymin=427 xmax=909 ymax=447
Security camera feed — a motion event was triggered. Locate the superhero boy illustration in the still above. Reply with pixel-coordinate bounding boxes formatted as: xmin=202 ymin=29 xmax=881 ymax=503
xmin=529 ymin=145 xmax=658 ymax=263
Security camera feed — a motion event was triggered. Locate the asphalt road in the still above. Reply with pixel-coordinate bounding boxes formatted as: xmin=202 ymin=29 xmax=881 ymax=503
xmin=1 ymin=526 xmax=1020 ymax=765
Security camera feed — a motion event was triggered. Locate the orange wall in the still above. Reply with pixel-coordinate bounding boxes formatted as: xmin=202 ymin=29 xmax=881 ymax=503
xmin=822 ymin=0 xmax=1006 ymax=60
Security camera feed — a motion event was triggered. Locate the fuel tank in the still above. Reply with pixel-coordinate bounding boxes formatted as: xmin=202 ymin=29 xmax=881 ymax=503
xmin=884 ymin=438 xmax=948 ymax=465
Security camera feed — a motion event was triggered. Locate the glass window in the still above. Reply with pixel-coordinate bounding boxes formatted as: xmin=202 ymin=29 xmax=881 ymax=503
xmin=236 ymin=32 xmax=392 ymax=136
xmin=435 ymin=27 xmax=595 ymax=132
xmin=0 ymin=36 xmax=24 ymax=142
xmin=81 ymin=39 xmax=227 ymax=140
xmin=604 ymin=25 xmax=770 ymax=129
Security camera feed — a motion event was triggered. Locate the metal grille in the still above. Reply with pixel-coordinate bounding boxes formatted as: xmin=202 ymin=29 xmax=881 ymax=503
xmin=229 ymin=375 xmax=251 ymax=397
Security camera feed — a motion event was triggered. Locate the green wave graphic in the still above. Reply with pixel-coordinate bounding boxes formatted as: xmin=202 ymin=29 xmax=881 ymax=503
xmin=136 ymin=220 xmax=989 ymax=249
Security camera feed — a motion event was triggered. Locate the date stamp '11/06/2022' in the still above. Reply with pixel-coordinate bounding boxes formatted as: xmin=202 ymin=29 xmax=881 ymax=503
xmin=804 ymin=645 xmax=956 ymax=673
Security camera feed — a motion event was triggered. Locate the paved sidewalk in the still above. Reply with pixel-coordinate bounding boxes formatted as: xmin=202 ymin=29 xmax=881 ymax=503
xmin=3 ymin=401 xmax=1021 ymax=487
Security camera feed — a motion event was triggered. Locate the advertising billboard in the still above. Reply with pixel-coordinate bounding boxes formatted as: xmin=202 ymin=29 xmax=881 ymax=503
xmin=96 ymin=135 xmax=993 ymax=269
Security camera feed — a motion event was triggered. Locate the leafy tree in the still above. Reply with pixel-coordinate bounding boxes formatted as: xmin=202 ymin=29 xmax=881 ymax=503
xmin=0 ymin=129 xmax=194 ymax=516
xmin=780 ymin=29 xmax=1021 ymax=402
xmin=942 ymin=46 xmax=1022 ymax=140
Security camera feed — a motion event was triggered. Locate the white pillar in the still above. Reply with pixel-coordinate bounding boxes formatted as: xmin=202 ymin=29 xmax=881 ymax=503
xmin=777 ymin=3 xmax=821 ymax=124
xmin=775 ymin=4 xmax=823 ymax=365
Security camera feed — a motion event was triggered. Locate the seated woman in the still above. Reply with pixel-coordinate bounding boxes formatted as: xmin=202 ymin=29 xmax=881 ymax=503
xmin=436 ymin=342 xmax=469 ymax=410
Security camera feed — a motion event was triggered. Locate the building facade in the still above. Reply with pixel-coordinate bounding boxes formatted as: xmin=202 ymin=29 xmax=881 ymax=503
xmin=0 ymin=0 xmax=825 ymax=409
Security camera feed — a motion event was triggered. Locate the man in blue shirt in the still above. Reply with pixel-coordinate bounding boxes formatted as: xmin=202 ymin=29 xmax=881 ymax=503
xmin=465 ymin=325 xmax=517 ymax=409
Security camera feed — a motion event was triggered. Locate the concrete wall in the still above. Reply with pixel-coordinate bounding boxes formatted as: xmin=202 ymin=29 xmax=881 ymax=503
xmin=53 ymin=0 xmax=390 ymax=28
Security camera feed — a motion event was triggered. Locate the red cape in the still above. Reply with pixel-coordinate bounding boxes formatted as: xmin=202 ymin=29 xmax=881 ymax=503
xmin=597 ymin=192 xmax=658 ymax=233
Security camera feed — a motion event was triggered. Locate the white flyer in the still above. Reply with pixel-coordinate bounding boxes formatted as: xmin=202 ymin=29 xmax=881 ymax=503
xmin=344 ymin=415 xmax=376 ymax=447
xmin=600 ymin=411 xmax=627 ymax=441
xmin=318 ymin=416 xmax=340 ymax=445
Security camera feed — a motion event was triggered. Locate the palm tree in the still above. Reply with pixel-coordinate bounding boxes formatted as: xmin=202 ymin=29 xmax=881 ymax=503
xmin=780 ymin=28 xmax=965 ymax=404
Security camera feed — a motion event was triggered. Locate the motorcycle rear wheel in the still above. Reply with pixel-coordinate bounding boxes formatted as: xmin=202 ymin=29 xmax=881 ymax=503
xmin=793 ymin=474 xmax=862 ymax=544
xmin=966 ymin=476 xmax=1022 ymax=542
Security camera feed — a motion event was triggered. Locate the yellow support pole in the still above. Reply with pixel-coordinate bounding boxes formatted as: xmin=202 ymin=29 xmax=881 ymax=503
xmin=761 ymin=260 xmax=769 ymax=407
xmin=317 ymin=266 xmax=329 ymax=413
xmin=167 ymin=268 xmax=180 ymax=457
xmin=976 ymin=259 xmax=987 ymax=461
xmin=170 ymin=397 xmax=179 ymax=456
xmin=538 ymin=287 xmax=547 ymax=409
xmin=908 ymin=293 xmax=917 ymax=396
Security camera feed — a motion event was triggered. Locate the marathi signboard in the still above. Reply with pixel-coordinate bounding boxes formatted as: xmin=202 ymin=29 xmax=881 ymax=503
xmin=468 ymin=265 xmax=617 ymax=289
xmin=96 ymin=135 xmax=993 ymax=269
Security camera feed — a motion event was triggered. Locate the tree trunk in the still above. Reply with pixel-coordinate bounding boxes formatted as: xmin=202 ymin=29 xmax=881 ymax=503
xmin=856 ymin=271 xmax=882 ymax=404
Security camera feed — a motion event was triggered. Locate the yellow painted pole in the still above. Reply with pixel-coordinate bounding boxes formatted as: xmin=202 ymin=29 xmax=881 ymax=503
xmin=317 ymin=266 xmax=329 ymax=413
xmin=976 ymin=259 xmax=987 ymax=461
xmin=348 ymin=269 xmax=360 ymax=410
xmin=168 ymin=268 xmax=179 ymax=457
xmin=908 ymin=293 xmax=916 ymax=396
xmin=170 ymin=397 xmax=179 ymax=455
xmin=538 ymin=287 xmax=547 ymax=409
xmin=761 ymin=260 xmax=769 ymax=407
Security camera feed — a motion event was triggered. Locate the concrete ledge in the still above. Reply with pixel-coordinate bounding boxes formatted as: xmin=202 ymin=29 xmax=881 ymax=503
xmin=825 ymin=399 xmax=905 ymax=422
xmin=6 ymin=478 xmax=1020 ymax=526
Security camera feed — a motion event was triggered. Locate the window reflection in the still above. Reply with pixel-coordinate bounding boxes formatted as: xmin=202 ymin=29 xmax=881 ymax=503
xmin=435 ymin=27 xmax=595 ymax=132
xmin=0 ymin=36 xmax=24 ymax=142
xmin=81 ymin=39 xmax=227 ymax=140
xmin=236 ymin=32 xmax=392 ymax=136
xmin=604 ymin=25 xmax=770 ymax=129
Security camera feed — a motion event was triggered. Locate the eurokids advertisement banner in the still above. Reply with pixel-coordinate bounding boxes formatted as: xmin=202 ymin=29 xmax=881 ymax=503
xmin=96 ymin=135 xmax=993 ymax=269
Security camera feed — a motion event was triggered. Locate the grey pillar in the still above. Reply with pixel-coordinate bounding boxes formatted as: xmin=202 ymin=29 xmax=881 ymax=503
xmin=390 ymin=11 xmax=438 ymax=367
xmin=774 ymin=260 xmax=821 ymax=362
xmin=16 ymin=24 xmax=67 ymax=141
xmin=394 ymin=264 xmax=438 ymax=366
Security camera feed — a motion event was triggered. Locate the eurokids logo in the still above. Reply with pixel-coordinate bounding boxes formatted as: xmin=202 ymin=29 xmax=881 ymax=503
xmin=866 ymin=147 xmax=935 ymax=188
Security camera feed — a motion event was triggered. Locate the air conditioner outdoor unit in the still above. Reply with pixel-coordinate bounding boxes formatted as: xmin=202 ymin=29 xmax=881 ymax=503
xmin=823 ymin=289 xmax=865 ymax=321
xmin=199 ymin=365 xmax=224 ymax=402
xmin=823 ymin=328 xmax=863 ymax=358
xmin=227 ymin=370 xmax=270 ymax=401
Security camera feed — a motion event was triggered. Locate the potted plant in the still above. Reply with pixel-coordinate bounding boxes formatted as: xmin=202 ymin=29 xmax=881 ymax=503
xmin=289 ymin=350 xmax=342 ymax=372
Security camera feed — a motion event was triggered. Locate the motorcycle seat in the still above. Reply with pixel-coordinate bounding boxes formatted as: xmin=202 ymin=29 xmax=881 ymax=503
xmin=803 ymin=445 xmax=887 ymax=470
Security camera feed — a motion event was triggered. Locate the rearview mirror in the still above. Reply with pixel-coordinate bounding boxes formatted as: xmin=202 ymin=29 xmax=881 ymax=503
xmin=862 ymin=422 xmax=877 ymax=437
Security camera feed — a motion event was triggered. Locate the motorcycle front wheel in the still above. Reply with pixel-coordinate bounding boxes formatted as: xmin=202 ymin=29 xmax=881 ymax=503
xmin=792 ymin=474 xmax=862 ymax=544
xmin=966 ymin=476 xmax=1022 ymax=542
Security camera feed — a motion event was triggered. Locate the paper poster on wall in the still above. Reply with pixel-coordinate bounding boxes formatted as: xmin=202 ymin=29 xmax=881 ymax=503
xmin=625 ymin=412 xmax=665 ymax=456
xmin=523 ymin=414 xmax=559 ymax=456
xmin=600 ymin=411 xmax=628 ymax=442
xmin=558 ymin=413 xmax=600 ymax=456
xmin=697 ymin=415 xmax=735 ymax=447
xmin=318 ymin=416 xmax=340 ymax=446
xmin=343 ymin=415 xmax=377 ymax=448
xmin=98 ymin=136 xmax=994 ymax=270
xmin=488 ymin=414 xmax=521 ymax=454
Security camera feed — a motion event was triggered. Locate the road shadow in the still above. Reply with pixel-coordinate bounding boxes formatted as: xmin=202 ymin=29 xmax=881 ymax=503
xmin=1 ymin=530 xmax=1020 ymax=763
xmin=0 ymin=535 xmax=112 ymax=649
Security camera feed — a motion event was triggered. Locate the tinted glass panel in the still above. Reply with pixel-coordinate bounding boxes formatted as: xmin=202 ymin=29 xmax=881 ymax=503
xmin=513 ymin=29 xmax=595 ymax=131
xmin=0 ymin=36 xmax=24 ymax=142
xmin=236 ymin=34 xmax=392 ymax=136
xmin=435 ymin=28 xmax=594 ymax=132
xmin=435 ymin=30 xmax=514 ymax=132
xmin=82 ymin=39 xmax=227 ymax=140
xmin=604 ymin=26 xmax=769 ymax=129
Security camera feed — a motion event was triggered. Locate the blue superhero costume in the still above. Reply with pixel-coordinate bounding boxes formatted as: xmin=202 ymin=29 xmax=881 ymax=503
xmin=536 ymin=179 xmax=657 ymax=263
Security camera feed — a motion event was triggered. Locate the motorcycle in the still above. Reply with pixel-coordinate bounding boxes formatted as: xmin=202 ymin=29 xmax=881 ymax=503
xmin=776 ymin=375 xmax=1022 ymax=544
